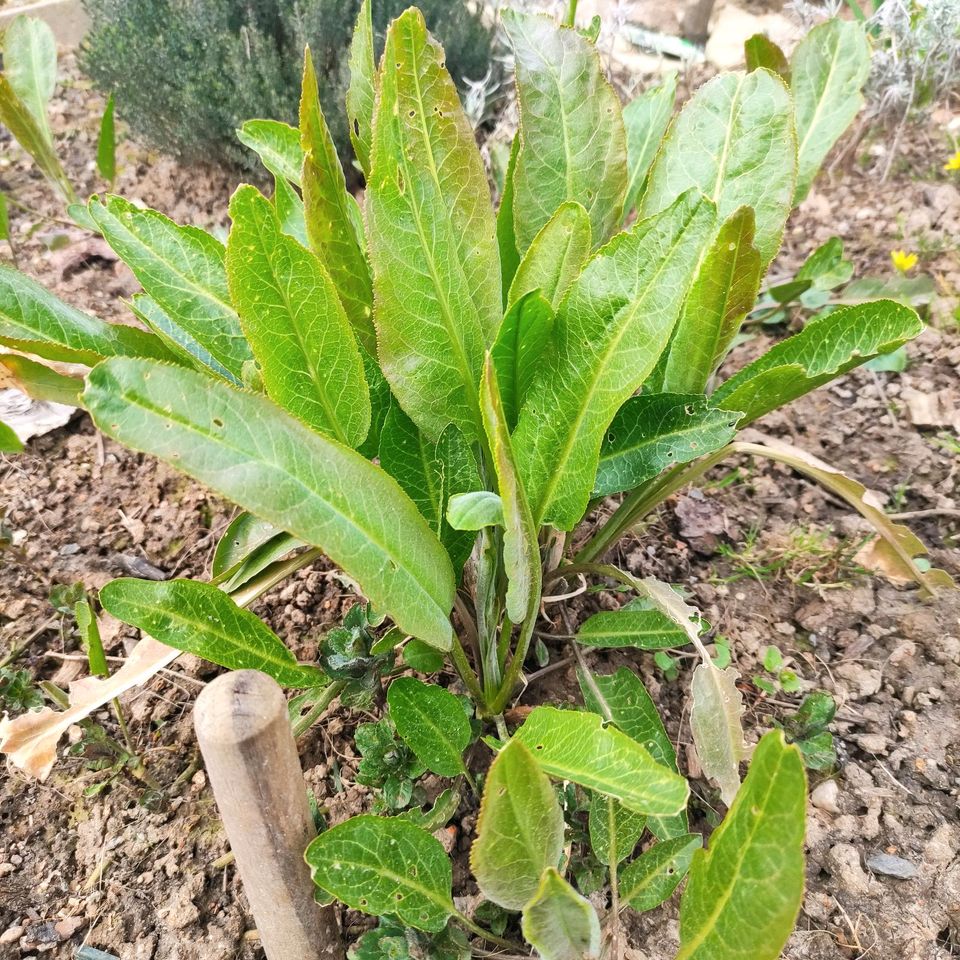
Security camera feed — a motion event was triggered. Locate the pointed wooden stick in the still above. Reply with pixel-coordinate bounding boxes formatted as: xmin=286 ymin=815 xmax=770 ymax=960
xmin=194 ymin=670 xmax=344 ymax=960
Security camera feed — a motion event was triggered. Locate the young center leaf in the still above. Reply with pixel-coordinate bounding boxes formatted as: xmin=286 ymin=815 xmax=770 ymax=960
xmin=676 ymin=731 xmax=806 ymax=960
xmin=226 ymin=185 xmax=371 ymax=447
xmin=514 ymin=190 xmax=717 ymax=530
xmin=577 ymin=608 xmax=690 ymax=651
xmin=791 ymin=19 xmax=871 ymax=203
xmin=594 ymin=394 xmax=741 ymax=497
xmin=618 ymin=833 xmax=702 ymax=913
xmin=387 ymin=677 xmax=471 ymax=778
xmin=346 ymin=0 xmax=376 ymax=177
xmin=496 ymin=136 xmax=522 ymax=303
xmin=503 ymin=10 xmax=626 ymax=252
xmin=641 ymin=69 xmax=796 ymax=266
xmin=471 ymin=739 xmax=565 ymax=910
xmin=512 ymin=706 xmax=688 ymax=816
xmin=299 ymin=48 xmax=377 ymax=358
xmin=89 ymin=195 xmax=252 ymax=380
xmin=622 ymin=74 xmax=677 ymax=219
xmin=100 ymin=578 xmax=327 ymax=688
xmin=521 ymin=868 xmax=601 ymax=960
xmin=306 ymin=815 xmax=455 ymax=932
xmin=83 ymin=359 xmax=456 ymax=650
xmin=367 ymin=8 xmax=500 ymax=442
xmin=744 ymin=35 xmax=790 ymax=81
xmin=446 ymin=490 xmax=504 ymax=531
xmin=712 ymin=300 xmax=923 ymax=424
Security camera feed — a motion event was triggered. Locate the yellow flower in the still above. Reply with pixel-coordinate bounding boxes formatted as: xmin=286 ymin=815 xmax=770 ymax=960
xmin=945 ymin=150 xmax=960 ymax=172
xmin=890 ymin=249 xmax=918 ymax=273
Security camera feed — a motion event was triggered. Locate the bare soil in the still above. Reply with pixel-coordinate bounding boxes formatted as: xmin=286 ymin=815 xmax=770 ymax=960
xmin=1 ymin=49 xmax=960 ymax=960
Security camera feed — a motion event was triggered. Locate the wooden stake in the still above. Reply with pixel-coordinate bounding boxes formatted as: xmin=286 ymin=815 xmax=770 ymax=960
xmin=194 ymin=670 xmax=344 ymax=960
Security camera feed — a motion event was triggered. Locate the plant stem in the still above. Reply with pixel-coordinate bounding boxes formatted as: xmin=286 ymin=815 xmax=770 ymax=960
xmin=449 ymin=635 xmax=486 ymax=706
xmin=564 ymin=0 xmax=579 ymax=26
xmin=486 ymin=600 xmax=538 ymax=716
xmin=454 ymin=910 xmax=519 ymax=949
xmin=291 ymin=681 xmax=345 ymax=738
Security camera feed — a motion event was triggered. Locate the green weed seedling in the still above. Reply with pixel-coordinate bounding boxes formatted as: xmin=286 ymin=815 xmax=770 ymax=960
xmin=0 ymin=2 xmax=953 ymax=957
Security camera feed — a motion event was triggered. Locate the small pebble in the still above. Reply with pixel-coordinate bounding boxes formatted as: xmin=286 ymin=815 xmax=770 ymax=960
xmin=0 ymin=926 xmax=24 ymax=945
xmin=811 ymin=779 xmax=841 ymax=814
xmin=866 ymin=853 xmax=918 ymax=880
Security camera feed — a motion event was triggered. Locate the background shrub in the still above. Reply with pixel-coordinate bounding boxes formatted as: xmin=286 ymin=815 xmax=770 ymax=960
xmin=80 ymin=0 xmax=495 ymax=174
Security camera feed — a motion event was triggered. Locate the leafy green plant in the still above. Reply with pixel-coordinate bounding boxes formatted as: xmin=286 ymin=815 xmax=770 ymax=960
xmin=0 ymin=4 xmax=953 ymax=958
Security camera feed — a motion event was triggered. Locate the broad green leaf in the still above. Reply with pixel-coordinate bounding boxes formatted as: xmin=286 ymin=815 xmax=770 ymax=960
xmin=641 ymin=70 xmax=796 ymax=266
xmin=744 ymin=35 xmax=790 ymax=82
xmin=588 ymin=794 xmax=646 ymax=866
xmin=0 ymin=264 xmax=172 ymax=365
xmin=508 ymin=201 xmax=591 ymax=309
xmin=792 ymin=19 xmax=870 ymax=203
xmin=622 ymin=74 xmax=677 ymax=218
xmin=491 ymin=291 xmax=555 ymax=431
xmin=128 ymin=293 xmax=237 ymax=383
xmin=0 ymin=354 xmax=82 ymax=406
xmin=2 ymin=16 xmax=56 ymax=135
xmin=306 ymin=815 xmax=454 ymax=932
xmin=83 ymin=359 xmax=456 ymax=650
xmin=496 ymin=136 xmax=522 ymax=304
xmin=226 ymin=184 xmax=370 ymax=447
xmin=387 ymin=677 xmax=471 ymax=778
xmin=300 ymin=48 xmax=377 ymax=358
xmin=676 ymin=731 xmax=806 ymax=960
xmin=97 ymin=93 xmax=116 ymax=185
xmin=367 ymin=8 xmax=500 ymax=442
xmin=795 ymin=236 xmax=852 ymax=290
xmin=513 ymin=706 xmax=688 ymax=816
xmin=0 ymin=74 xmax=71 ymax=201
xmin=480 ymin=356 xmax=540 ymax=625
xmin=0 ymin=419 xmax=22 ymax=453
xmin=521 ymin=869 xmax=601 ymax=960
xmin=402 ymin=639 xmax=445 ymax=674
xmin=346 ymin=0 xmax=376 ymax=177
xmin=663 ymin=207 xmax=762 ymax=394
xmin=471 ymin=739 xmax=564 ymax=910
xmin=236 ymin=119 xmax=303 ymax=185
xmin=89 ymin=195 xmax=252 ymax=380
xmin=503 ymin=10 xmax=626 ymax=252
xmin=712 ymin=300 xmax=923 ymax=424
xmin=577 ymin=609 xmax=689 ymax=650
xmin=514 ymin=191 xmax=717 ymax=529
xmin=378 ymin=405 xmax=480 ymax=576
xmin=446 ymin=491 xmax=503 ymax=531
xmin=100 ymin=578 xmax=327 ymax=688
xmin=595 ymin=394 xmax=741 ymax=498
xmin=690 ymin=662 xmax=746 ymax=806
xmin=579 ymin=666 xmax=686 ymax=840
xmin=619 ymin=834 xmax=702 ymax=913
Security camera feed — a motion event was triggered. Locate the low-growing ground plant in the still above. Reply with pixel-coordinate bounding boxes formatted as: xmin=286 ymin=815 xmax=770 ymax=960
xmin=0 ymin=2 xmax=953 ymax=957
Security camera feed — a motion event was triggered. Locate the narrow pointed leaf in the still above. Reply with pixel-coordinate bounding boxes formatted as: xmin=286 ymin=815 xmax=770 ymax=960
xmin=521 ymin=868 xmax=601 ymax=960
xmin=236 ymin=119 xmax=303 ymax=185
xmin=226 ymin=185 xmax=370 ymax=447
xmin=0 ymin=419 xmax=23 ymax=453
xmin=744 ymin=35 xmax=790 ymax=81
xmin=513 ymin=706 xmax=688 ymax=816
xmin=300 ymin=48 xmax=377 ymax=357
xmin=480 ymin=356 xmax=540 ymax=624
xmin=212 ymin=512 xmax=295 ymax=576
xmin=577 ymin=610 xmax=690 ymax=651
xmin=508 ymin=201 xmax=591 ymax=309
xmin=791 ymin=19 xmax=870 ymax=203
xmin=676 ymin=731 xmax=806 ymax=960
xmin=378 ymin=405 xmax=480 ymax=575
xmin=447 ymin=490 xmax=503 ymax=531
xmin=83 ymin=359 xmax=456 ymax=650
xmin=663 ymin=207 xmax=762 ymax=393
xmin=471 ymin=739 xmax=564 ymax=909
xmin=588 ymin=794 xmax=646 ymax=866
xmin=491 ymin=291 xmax=555 ymax=431
xmin=306 ymin=816 xmax=454 ymax=932
xmin=690 ymin=662 xmax=747 ymax=806
xmin=346 ymin=0 xmax=377 ymax=176
xmin=0 ymin=264 xmax=173 ymax=365
xmin=358 ymin=347 xmax=391 ymax=460
xmin=96 ymin=93 xmax=116 ymax=184
xmin=3 ymin=15 xmax=56 ymax=133
xmin=622 ymin=74 xmax=677 ymax=218
xmin=619 ymin=834 xmax=702 ymax=912
xmin=514 ymin=191 xmax=717 ymax=529
xmin=0 ymin=353 xmax=81 ymax=407
xmin=100 ymin=578 xmax=327 ymax=688
xmin=712 ymin=300 xmax=923 ymax=424
xmin=367 ymin=8 xmax=500 ymax=442
xmin=496 ymin=136 xmax=522 ymax=304
xmin=387 ymin=678 xmax=470 ymax=778
xmin=641 ymin=70 xmax=796 ymax=265
xmin=595 ymin=394 xmax=741 ymax=498
xmin=89 ymin=195 xmax=252 ymax=379
xmin=272 ymin=174 xmax=308 ymax=245
xmin=504 ymin=10 xmax=626 ymax=252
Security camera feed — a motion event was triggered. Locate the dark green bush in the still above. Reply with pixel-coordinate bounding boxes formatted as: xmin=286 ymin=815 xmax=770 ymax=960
xmin=80 ymin=0 xmax=494 ymax=173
